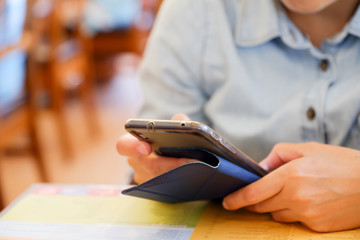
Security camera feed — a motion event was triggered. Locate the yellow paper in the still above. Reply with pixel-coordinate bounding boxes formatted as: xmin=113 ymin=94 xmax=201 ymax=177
xmin=1 ymin=193 xmax=206 ymax=227
xmin=190 ymin=202 xmax=360 ymax=240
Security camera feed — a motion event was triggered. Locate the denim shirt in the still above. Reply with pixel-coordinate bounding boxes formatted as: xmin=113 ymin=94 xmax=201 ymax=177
xmin=137 ymin=0 xmax=360 ymax=161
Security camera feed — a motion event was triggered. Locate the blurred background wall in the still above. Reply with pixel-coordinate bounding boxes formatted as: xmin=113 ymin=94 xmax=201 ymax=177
xmin=0 ymin=0 xmax=163 ymax=208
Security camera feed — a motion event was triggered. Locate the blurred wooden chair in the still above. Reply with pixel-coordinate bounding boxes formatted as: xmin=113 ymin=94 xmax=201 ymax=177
xmin=49 ymin=0 xmax=98 ymax=158
xmin=0 ymin=83 xmax=48 ymax=210
xmin=91 ymin=0 xmax=163 ymax=82
xmin=0 ymin=11 xmax=48 ymax=209
xmin=31 ymin=0 xmax=99 ymax=159
xmin=0 ymin=57 xmax=48 ymax=179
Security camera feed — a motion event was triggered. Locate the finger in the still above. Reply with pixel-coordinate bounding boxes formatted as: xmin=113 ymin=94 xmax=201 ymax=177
xmin=127 ymin=157 xmax=147 ymax=184
xmin=138 ymin=153 xmax=194 ymax=174
xmin=132 ymin=172 xmax=145 ymax=184
xmin=171 ymin=113 xmax=191 ymax=121
xmin=271 ymin=209 xmax=298 ymax=223
xmin=223 ymin=169 xmax=285 ymax=210
xmin=259 ymin=142 xmax=306 ymax=172
xmin=246 ymin=191 xmax=287 ymax=213
xmin=128 ymin=154 xmax=195 ymax=183
xmin=116 ymin=133 xmax=152 ymax=157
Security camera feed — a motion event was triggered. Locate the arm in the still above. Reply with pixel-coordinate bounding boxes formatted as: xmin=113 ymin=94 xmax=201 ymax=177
xmin=117 ymin=0 xmax=209 ymax=183
xmin=223 ymin=142 xmax=360 ymax=232
xmin=137 ymin=0 xmax=209 ymax=122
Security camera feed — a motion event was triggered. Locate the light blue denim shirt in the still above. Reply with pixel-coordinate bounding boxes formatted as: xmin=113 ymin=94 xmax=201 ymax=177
xmin=137 ymin=0 xmax=360 ymax=161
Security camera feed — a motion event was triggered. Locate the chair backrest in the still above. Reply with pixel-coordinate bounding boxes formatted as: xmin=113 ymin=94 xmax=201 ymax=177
xmin=0 ymin=0 xmax=48 ymax=209
xmin=0 ymin=0 xmax=36 ymax=146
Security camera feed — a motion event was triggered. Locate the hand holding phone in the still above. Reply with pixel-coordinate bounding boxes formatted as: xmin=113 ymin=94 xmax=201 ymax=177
xmin=121 ymin=118 xmax=266 ymax=203
xmin=116 ymin=132 xmax=195 ymax=184
xmin=125 ymin=118 xmax=267 ymax=177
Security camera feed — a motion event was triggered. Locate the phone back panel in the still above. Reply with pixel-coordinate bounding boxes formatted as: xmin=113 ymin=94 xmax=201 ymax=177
xmin=125 ymin=119 xmax=267 ymax=177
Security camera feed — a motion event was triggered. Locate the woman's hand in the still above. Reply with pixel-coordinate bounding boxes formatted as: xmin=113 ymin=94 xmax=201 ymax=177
xmin=116 ymin=113 xmax=194 ymax=184
xmin=223 ymin=142 xmax=360 ymax=232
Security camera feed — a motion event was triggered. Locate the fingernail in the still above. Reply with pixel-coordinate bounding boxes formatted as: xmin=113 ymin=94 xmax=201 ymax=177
xmin=137 ymin=144 xmax=149 ymax=155
xmin=222 ymin=200 xmax=229 ymax=210
xmin=261 ymin=164 xmax=269 ymax=172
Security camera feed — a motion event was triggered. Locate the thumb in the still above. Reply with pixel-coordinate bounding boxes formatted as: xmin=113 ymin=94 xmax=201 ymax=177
xmin=171 ymin=113 xmax=191 ymax=121
xmin=259 ymin=143 xmax=305 ymax=172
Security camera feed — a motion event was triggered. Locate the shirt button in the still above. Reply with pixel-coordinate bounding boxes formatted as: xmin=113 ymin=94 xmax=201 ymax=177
xmin=306 ymin=107 xmax=316 ymax=121
xmin=320 ymin=59 xmax=329 ymax=72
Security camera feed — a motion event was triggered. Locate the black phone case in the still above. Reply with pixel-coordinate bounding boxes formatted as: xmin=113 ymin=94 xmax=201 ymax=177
xmin=121 ymin=148 xmax=260 ymax=203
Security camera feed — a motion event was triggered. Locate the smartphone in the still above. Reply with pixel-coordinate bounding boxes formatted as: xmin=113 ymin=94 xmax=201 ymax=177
xmin=125 ymin=119 xmax=267 ymax=177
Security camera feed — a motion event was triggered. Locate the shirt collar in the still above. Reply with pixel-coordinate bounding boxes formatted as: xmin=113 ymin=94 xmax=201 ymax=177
xmin=324 ymin=4 xmax=360 ymax=45
xmin=235 ymin=0 xmax=360 ymax=48
xmin=347 ymin=4 xmax=360 ymax=38
xmin=235 ymin=0 xmax=281 ymax=47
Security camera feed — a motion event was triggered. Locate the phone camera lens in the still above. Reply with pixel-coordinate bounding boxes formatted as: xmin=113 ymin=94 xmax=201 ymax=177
xmin=146 ymin=122 xmax=155 ymax=131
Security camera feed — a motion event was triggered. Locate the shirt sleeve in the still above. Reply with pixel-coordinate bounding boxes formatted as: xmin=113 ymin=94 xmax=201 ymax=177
xmin=137 ymin=0 xmax=209 ymax=123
